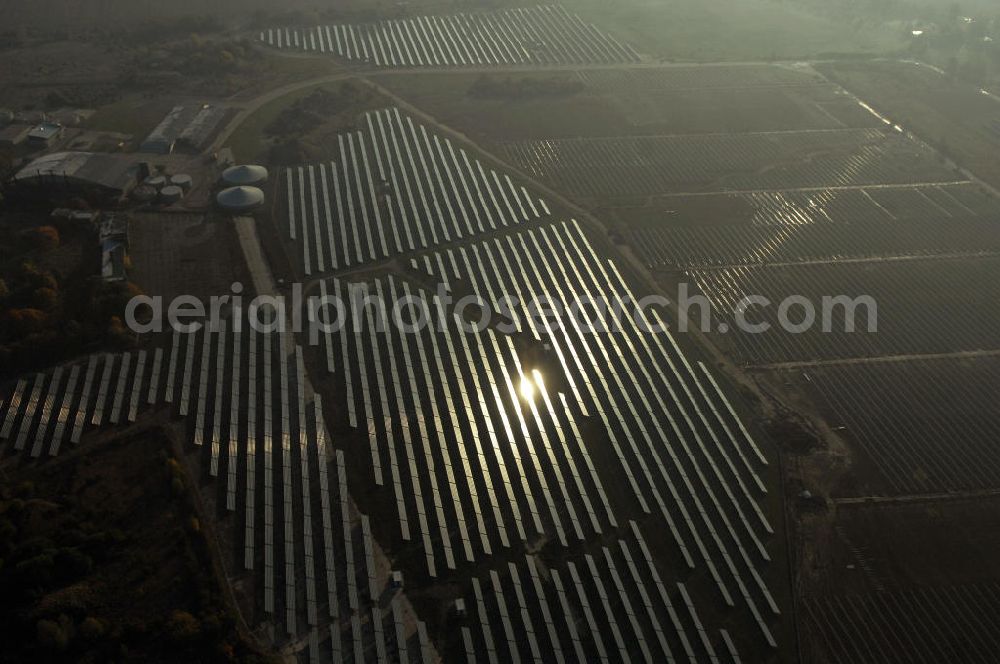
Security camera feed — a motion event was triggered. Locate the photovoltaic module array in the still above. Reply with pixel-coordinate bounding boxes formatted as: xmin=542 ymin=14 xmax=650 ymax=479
xmin=258 ymin=5 xmax=640 ymax=67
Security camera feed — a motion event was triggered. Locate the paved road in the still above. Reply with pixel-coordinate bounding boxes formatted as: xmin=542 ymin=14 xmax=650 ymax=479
xmin=234 ymin=216 xmax=278 ymax=296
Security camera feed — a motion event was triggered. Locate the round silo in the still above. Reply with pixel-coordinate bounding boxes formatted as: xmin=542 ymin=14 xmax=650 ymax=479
xmin=144 ymin=175 xmax=167 ymax=191
xmin=159 ymin=185 xmax=184 ymax=204
xmin=170 ymin=174 xmax=193 ymax=192
xmin=131 ymin=185 xmax=158 ymax=203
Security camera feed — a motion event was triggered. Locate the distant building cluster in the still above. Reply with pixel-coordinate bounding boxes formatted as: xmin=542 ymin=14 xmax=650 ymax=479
xmin=141 ymin=104 xmax=227 ymax=154
xmin=0 ymin=107 xmax=94 ymax=148
xmin=0 ymin=121 xmax=62 ymax=147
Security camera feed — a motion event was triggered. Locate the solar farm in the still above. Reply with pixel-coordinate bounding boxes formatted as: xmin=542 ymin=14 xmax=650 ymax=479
xmin=630 ymin=185 xmax=1000 ymax=269
xmin=784 ymin=357 xmax=1000 ymax=496
xmin=5 ymin=3 xmax=1000 ymax=662
xmin=0 ymin=327 xmax=426 ymax=661
xmin=313 ymin=219 xmax=782 ymax=657
xmin=501 ymin=129 xmax=960 ymax=199
xmin=688 ymin=257 xmax=1000 ymax=366
xmin=0 ymin=230 xmax=785 ymax=661
xmin=278 ymin=108 xmax=551 ymax=275
xmin=803 ymin=582 xmax=1000 ymax=664
xmin=257 ymin=5 xmax=641 ymax=67
xmin=0 ymin=76 xmax=791 ymax=663
xmin=363 ymin=56 xmax=1000 ymax=663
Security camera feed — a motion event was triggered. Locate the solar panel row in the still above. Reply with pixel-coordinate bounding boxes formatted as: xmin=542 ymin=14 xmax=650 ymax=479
xmin=259 ymin=5 xmax=640 ymax=67
xmin=456 ymin=523 xmax=739 ymax=663
xmin=281 ymin=108 xmax=550 ymax=275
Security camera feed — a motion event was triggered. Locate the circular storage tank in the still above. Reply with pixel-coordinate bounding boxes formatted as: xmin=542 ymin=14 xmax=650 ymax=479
xmin=131 ymin=185 xmax=157 ymax=203
xmin=222 ymin=164 xmax=269 ymax=187
xmin=144 ymin=175 xmax=167 ymax=190
xmin=159 ymin=185 xmax=184 ymax=204
xmin=169 ymin=174 xmax=193 ymax=192
xmin=216 ymin=186 xmax=264 ymax=212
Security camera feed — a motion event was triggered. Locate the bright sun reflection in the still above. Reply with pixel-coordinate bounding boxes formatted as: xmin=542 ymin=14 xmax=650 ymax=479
xmin=519 ymin=376 xmax=535 ymax=400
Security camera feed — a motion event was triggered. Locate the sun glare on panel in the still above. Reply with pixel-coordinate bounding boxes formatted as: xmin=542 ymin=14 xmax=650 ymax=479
xmin=519 ymin=376 xmax=535 ymax=401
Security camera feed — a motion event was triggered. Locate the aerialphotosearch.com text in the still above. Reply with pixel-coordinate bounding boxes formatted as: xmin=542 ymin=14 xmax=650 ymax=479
xmin=124 ymin=282 xmax=878 ymax=340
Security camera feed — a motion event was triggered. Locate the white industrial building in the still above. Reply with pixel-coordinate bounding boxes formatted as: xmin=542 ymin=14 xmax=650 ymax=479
xmin=141 ymin=104 xmax=227 ymax=154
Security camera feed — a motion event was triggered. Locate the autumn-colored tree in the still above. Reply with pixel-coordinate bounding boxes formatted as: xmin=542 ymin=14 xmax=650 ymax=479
xmin=165 ymin=610 xmax=200 ymax=642
xmin=36 ymin=618 xmax=69 ymax=652
xmin=32 ymin=287 xmax=58 ymax=311
xmin=16 ymin=262 xmax=58 ymax=291
xmin=4 ymin=308 xmax=47 ymax=335
xmin=79 ymin=616 xmax=106 ymax=641
xmin=21 ymin=226 xmax=60 ymax=252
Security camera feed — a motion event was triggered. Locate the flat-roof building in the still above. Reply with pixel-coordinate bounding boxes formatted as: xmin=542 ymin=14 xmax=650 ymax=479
xmin=28 ymin=122 xmax=63 ymax=144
